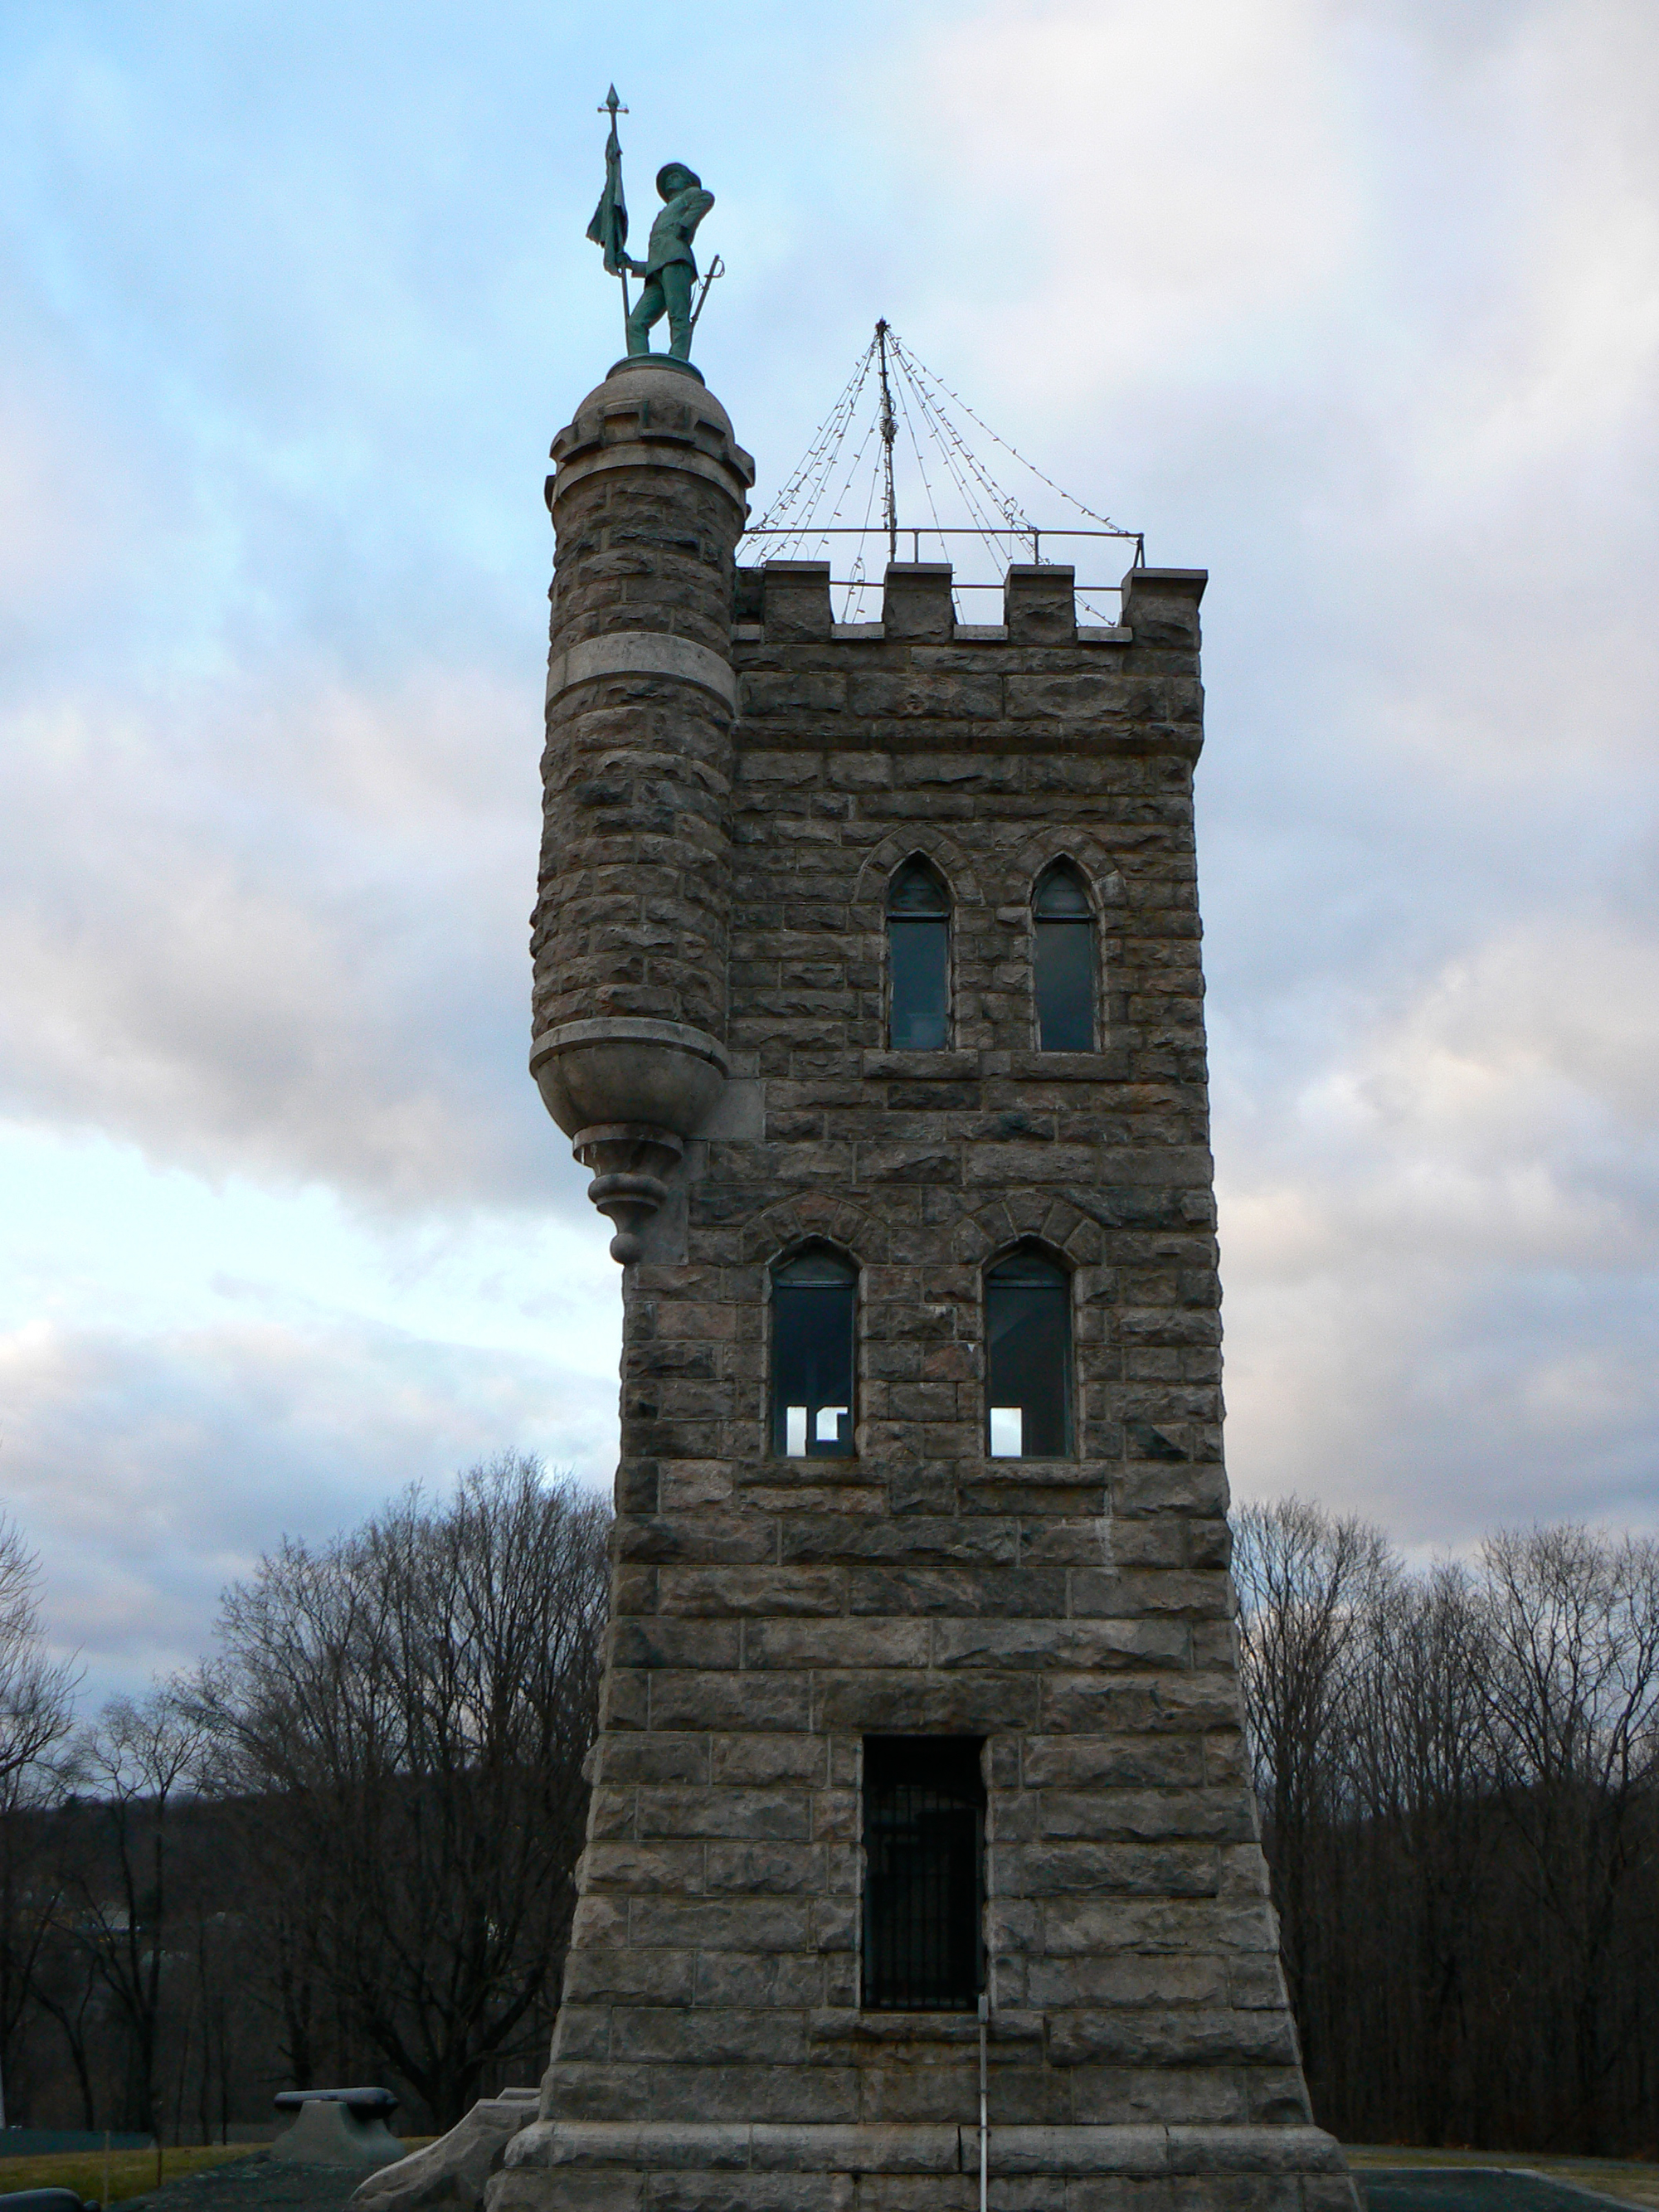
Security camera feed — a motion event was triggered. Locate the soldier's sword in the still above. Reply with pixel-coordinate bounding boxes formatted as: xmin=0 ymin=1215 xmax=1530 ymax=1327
xmin=689 ymin=255 xmax=725 ymax=333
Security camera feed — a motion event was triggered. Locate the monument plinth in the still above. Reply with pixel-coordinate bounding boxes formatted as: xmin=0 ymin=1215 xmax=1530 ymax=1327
xmin=502 ymin=333 xmax=1358 ymax=2212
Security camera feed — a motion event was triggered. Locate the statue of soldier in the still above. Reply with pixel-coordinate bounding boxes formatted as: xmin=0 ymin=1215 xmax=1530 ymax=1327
xmin=624 ymin=163 xmax=714 ymax=361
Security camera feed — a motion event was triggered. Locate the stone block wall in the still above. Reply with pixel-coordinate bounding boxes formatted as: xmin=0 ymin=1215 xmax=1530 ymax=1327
xmin=531 ymin=367 xmax=752 ymax=1043
xmin=498 ymin=364 xmax=1356 ymax=2212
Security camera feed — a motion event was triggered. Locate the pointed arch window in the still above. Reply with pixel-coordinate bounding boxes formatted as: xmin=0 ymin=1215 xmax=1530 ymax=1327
xmin=887 ymin=859 xmax=951 ymax=1051
xmin=1033 ymin=862 xmax=1095 ymax=1052
xmin=985 ymin=1246 xmax=1073 ymax=1458
xmin=771 ymin=1245 xmax=857 ymax=1457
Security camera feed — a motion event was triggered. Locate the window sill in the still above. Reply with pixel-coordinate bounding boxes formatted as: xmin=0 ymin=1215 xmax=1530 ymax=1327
xmin=813 ymin=2010 xmax=1044 ymax=2043
xmin=862 ymin=1050 xmax=979 ymax=1080
xmin=815 ymin=2011 xmax=980 ymax=2044
xmin=861 ymin=1049 xmax=1130 ymax=1082
xmin=970 ymin=1456 xmax=1097 ymax=1475
xmin=1004 ymin=1049 xmax=1125 ymax=1082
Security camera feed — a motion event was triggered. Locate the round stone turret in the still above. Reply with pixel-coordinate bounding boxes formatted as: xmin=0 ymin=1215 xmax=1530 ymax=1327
xmin=529 ymin=357 xmax=755 ymax=1260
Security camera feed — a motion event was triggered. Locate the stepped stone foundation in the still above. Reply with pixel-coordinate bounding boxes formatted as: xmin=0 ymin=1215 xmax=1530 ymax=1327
xmin=494 ymin=354 xmax=1359 ymax=2212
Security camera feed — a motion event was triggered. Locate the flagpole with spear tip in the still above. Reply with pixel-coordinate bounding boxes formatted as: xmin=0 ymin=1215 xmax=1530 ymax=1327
xmin=586 ymin=85 xmax=631 ymax=342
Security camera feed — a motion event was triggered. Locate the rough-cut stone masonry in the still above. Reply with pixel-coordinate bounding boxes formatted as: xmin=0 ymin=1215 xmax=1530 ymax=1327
xmin=531 ymin=365 xmax=751 ymax=1043
xmin=496 ymin=359 xmax=1358 ymax=2212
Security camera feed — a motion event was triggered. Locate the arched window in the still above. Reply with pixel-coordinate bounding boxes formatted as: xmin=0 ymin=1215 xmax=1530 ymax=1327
xmin=984 ymin=1246 xmax=1073 ymax=1458
xmin=771 ymin=1245 xmax=857 ymax=1457
xmin=1033 ymin=861 xmax=1095 ymax=1052
xmin=887 ymin=858 xmax=951 ymax=1051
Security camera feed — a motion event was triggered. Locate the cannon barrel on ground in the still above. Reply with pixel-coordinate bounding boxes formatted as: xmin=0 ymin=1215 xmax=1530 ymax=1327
xmin=271 ymin=2088 xmax=401 ymax=2169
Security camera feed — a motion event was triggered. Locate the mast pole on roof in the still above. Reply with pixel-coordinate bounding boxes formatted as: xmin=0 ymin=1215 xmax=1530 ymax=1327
xmin=875 ymin=319 xmax=898 ymax=562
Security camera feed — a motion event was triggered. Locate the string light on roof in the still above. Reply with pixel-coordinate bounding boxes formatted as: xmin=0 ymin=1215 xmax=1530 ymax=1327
xmin=745 ymin=323 xmax=1144 ymax=624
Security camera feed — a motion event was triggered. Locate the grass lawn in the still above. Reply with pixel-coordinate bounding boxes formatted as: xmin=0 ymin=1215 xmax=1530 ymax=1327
xmin=1346 ymin=2146 xmax=1659 ymax=2209
xmin=0 ymin=2139 xmax=437 ymax=2207
xmin=0 ymin=2144 xmax=261 ymax=2205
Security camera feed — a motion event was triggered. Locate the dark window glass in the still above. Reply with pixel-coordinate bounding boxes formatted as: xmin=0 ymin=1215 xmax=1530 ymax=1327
xmin=1034 ymin=863 xmax=1094 ymax=1052
xmin=985 ymin=1247 xmax=1072 ymax=1458
xmin=888 ymin=859 xmax=950 ymax=1051
xmin=771 ymin=1246 xmax=856 ymax=1457
xmin=862 ymin=1737 xmax=985 ymax=2011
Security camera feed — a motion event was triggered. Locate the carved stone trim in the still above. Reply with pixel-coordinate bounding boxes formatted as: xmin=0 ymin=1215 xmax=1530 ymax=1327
xmin=571 ymin=1125 xmax=686 ymax=1266
xmin=530 ymin=1022 xmax=730 ymax=1260
xmin=530 ymin=1017 xmax=731 ymax=1074
xmin=545 ymin=632 xmax=737 ymax=711
xmin=549 ymin=440 xmax=752 ymax=507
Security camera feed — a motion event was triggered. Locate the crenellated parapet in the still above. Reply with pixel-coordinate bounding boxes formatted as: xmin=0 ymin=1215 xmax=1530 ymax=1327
xmin=732 ymin=557 xmax=1202 ymax=656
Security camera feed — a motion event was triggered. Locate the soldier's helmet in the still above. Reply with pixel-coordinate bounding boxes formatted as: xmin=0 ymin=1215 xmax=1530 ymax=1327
xmin=656 ymin=163 xmax=700 ymax=198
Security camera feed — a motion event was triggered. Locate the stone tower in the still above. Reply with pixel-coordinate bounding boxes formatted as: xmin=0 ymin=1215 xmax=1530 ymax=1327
xmin=499 ymin=352 xmax=1357 ymax=2212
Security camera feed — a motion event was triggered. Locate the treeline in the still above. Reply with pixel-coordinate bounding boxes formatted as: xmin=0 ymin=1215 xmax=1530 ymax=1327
xmin=7 ymin=1466 xmax=1658 ymax=2153
xmin=1234 ymin=1500 xmax=1659 ymax=2157
xmin=0 ymin=1460 xmax=609 ymax=2137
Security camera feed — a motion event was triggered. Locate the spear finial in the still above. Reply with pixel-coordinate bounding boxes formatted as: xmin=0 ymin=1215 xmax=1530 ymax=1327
xmin=587 ymin=86 xmax=632 ymax=338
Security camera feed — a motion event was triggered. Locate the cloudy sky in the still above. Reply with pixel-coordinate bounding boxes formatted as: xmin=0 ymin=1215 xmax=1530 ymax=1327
xmin=2 ymin=0 xmax=1656 ymax=1709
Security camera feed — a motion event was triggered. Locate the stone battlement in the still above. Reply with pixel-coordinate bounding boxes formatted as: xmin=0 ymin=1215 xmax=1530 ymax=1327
xmin=734 ymin=559 xmax=1204 ymax=658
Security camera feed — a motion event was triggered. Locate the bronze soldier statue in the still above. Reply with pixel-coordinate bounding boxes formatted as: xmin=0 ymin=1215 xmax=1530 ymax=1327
xmin=623 ymin=163 xmax=713 ymax=361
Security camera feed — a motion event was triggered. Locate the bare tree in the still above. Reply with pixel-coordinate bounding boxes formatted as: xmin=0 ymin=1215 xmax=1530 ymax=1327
xmin=0 ymin=1516 xmax=79 ymax=2126
xmin=0 ymin=1519 xmax=79 ymax=1789
xmin=187 ymin=1457 xmax=608 ymax=2124
xmin=54 ymin=1689 xmax=204 ymax=2136
xmin=1343 ymin=1560 xmax=1497 ymax=2144
xmin=1228 ymin=1504 xmax=1659 ymax=2155
xmin=27 ymin=1925 xmax=101 ymax=2128
xmin=1233 ymin=1495 xmax=1395 ymax=2073
xmin=1476 ymin=1524 xmax=1659 ymax=2149
xmin=15 ymin=1469 xmax=1659 ymax=2154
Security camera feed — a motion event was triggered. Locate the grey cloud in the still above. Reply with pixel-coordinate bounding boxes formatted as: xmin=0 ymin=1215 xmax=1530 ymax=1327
xmin=0 ymin=1310 xmax=616 ymax=1708
xmin=880 ymin=0 xmax=1659 ymax=1546
xmin=1 ymin=0 xmax=1657 ymax=1687
xmin=1218 ymin=908 xmax=1659 ymax=1544
xmin=1225 ymin=1256 xmax=1659 ymax=1543
xmin=0 ymin=657 xmax=579 ymax=1213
